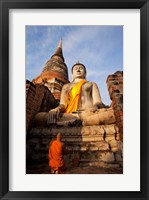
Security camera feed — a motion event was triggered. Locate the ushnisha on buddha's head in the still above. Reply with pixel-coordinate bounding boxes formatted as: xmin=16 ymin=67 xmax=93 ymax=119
xmin=71 ymin=62 xmax=87 ymax=81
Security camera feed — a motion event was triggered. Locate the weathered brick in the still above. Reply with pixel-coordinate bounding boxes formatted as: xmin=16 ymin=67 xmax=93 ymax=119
xmin=103 ymin=125 xmax=116 ymax=135
xmin=26 ymin=80 xmax=57 ymax=132
xmin=100 ymin=152 xmax=115 ymax=162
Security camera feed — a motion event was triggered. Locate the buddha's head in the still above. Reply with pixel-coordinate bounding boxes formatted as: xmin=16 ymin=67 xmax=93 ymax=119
xmin=71 ymin=62 xmax=86 ymax=81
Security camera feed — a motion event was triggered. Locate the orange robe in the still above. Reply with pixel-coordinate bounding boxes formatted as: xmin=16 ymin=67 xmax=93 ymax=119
xmin=65 ymin=79 xmax=86 ymax=113
xmin=49 ymin=140 xmax=65 ymax=170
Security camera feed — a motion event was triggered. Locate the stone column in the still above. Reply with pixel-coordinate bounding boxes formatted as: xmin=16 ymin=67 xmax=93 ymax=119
xmin=106 ymin=71 xmax=123 ymax=141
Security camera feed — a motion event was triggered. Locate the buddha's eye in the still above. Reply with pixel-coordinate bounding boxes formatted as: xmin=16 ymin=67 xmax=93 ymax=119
xmin=74 ymin=67 xmax=78 ymax=70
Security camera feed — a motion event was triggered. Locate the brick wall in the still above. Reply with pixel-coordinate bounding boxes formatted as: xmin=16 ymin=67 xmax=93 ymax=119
xmin=26 ymin=80 xmax=57 ymax=133
xmin=106 ymin=71 xmax=123 ymax=141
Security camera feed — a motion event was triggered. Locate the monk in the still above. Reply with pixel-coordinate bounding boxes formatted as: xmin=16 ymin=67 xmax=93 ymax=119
xmin=49 ymin=133 xmax=66 ymax=174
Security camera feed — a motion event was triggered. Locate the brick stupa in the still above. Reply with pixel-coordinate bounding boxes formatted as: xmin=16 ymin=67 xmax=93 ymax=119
xmin=33 ymin=39 xmax=69 ymax=100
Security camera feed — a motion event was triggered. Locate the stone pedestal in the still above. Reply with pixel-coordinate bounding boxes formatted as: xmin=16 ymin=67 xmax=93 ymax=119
xmin=27 ymin=124 xmax=123 ymax=169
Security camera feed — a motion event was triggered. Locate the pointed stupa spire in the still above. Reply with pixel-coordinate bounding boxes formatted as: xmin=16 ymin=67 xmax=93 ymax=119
xmin=51 ymin=38 xmax=64 ymax=61
xmin=33 ymin=39 xmax=69 ymax=100
xmin=58 ymin=38 xmax=62 ymax=48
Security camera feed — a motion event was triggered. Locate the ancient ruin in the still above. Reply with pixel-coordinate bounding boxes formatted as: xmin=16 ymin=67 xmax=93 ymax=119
xmin=26 ymin=40 xmax=123 ymax=173
xmin=32 ymin=39 xmax=69 ymax=100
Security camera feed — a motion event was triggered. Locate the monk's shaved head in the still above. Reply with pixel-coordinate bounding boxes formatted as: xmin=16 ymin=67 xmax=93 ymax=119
xmin=57 ymin=133 xmax=61 ymax=140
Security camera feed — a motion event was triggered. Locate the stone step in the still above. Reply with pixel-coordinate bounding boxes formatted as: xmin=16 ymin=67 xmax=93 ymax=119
xmin=27 ymin=124 xmax=122 ymax=169
xmin=66 ymin=151 xmax=116 ymax=163
xmin=29 ymin=124 xmax=118 ymax=137
xmin=66 ymin=141 xmax=110 ymax=151
xmin=79 ymin=161 xmax=121 ymax=169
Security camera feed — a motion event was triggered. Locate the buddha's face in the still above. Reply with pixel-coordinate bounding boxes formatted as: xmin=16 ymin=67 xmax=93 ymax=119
xmin=72 ymin=65 xmax=86 ymax=80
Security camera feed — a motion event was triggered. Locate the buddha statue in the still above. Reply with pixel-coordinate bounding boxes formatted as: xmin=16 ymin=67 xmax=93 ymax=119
xmin=34 ymin=62 xmax=115 ymax=127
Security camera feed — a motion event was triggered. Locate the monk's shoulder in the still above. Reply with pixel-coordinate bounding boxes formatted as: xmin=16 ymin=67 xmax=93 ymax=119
xmin=49 ymin=139 xmax=55 ymax=146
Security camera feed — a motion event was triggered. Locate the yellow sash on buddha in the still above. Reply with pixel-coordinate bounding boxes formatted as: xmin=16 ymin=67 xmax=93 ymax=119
xmin=65 ymin=79 xmax=86 ymax=113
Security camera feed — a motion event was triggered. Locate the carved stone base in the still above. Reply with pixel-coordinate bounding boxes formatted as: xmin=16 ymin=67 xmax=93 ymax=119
xmin=27 ymin=124 xmax=123 ymax=169
xmin=33 ymin=107 xmax=116 ymax=127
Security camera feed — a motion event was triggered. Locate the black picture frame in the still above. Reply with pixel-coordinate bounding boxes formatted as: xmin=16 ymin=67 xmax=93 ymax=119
xmin=0 ymin=0 xmax=149 ymax=199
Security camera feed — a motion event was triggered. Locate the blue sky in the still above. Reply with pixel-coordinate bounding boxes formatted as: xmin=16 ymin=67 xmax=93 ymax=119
xmin=26 ymin=26 xmax=123 ymax=105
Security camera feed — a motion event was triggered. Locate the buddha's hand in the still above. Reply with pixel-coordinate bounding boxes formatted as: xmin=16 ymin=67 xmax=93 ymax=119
xmin=88 ymin=103 xmax=109 ymax=113
xmin=99 ymin=103 xmax=109 ymax=109
xmin=98 ymin=103 xmax=109 ymax=109
xmin=87 ymin=105 xmax=98 ymax=112
xmin=48 ymin=107 xmax=61 ymax=124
